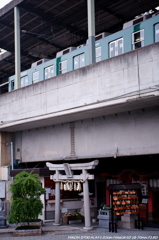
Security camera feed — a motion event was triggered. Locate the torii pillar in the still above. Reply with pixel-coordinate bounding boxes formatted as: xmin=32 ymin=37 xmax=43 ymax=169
xmin=46 ymin=160 xmax=99 ymax=230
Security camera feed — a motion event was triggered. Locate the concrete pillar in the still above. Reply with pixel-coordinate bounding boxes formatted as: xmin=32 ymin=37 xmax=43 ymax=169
xmin=54 ymin=170 xmax=61 ymax=225
xmin=14 ymin=6 xmax=21 ymax=90
xmin=87 ymin=0 xmax=96 ymax=64
xmin=82 ymin=169 xmax=92 ymax=230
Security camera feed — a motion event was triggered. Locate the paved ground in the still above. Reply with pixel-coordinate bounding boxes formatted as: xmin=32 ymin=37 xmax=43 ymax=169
xmin=0 ymin=221 xmax=159 ymax=240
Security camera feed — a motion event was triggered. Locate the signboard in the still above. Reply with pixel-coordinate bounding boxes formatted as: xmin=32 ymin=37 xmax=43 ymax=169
xmin=62 ymin=208 xmax=68 ymax=213
xmin=142 ymin=198 xmax=148 ymax=204
xmin=0 ymin=181 xmax=5 ymax=198
xmin=45 ymin=188 xmax=51 ymax=194
xmin=45 ymin=188 xmax=51 ymax=200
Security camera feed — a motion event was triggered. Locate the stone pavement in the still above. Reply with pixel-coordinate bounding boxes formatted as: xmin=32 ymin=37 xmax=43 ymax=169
xmin=0 ymin=221 xmax=159 ymax=240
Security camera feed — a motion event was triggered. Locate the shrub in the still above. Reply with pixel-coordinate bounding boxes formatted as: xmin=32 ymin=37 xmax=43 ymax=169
xmin=7 ymin=171 xmax=46 ymax=225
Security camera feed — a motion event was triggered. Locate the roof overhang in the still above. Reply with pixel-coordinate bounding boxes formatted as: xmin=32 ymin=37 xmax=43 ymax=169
xmin=0 ymin=0 xmax=159 ymax=84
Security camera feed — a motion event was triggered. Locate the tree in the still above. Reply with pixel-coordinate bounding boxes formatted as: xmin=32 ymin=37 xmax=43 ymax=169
xmin=7 ymin=171 xmax=46 ymax=225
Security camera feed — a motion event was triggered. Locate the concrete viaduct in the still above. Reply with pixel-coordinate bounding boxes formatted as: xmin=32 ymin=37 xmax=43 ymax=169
xmin=0 ymin=42 xmax=159 ymax=164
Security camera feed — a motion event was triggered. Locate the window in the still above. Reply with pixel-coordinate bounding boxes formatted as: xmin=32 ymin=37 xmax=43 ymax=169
xmin=109 ymin=38 xmax=123 ymax=58
xmin=96 ymin=46 xmax=101 ymax=62
xmin=132 ymin=29 xmax=144 ymax=50
xmin=59 ymin=60 xmax=67 ymax=74
xmin=11 ymin=81 xmax=14 ymax=91
xmin=45 ymin=65 xmax=54 ymax=80
xmin=74 ymin=53 xmax=85 ymax=70
xmin=21 ymin=75 xmax=28 ymax=88
xmin=33 ymin=71 xmax=39 ymax=83
xmin=155 ymin=23 xmax=159 ymax=43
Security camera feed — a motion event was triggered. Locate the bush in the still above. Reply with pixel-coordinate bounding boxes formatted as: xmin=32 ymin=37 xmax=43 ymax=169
xmin=76 ymin=212 xmax=84 ymax=222
xmin=7 ymin=171 xmax=46 ymax=225
xmin=100 ymin=203 xmax=111 ymax=210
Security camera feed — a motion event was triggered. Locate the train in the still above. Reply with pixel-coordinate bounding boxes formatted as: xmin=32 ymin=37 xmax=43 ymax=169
xmin=8 ymin=13 xmax=159 ymax=92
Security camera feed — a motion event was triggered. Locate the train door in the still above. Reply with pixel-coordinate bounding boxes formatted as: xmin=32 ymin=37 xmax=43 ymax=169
xmin=155 ymin=23 xmax=159 ymax=42
xmin=59 ymin=60 xmax=67 ymax=74
xmin=132 ymin=29 xmax=144 ymax=50
xmin=33 ymin=71 xmax=39 ymax=83
xmin=96 ymin=46 xmax=101 ymax=62
xmin=109 ymin=38 xmax=123 ymax=58
xmin=73 ymin=53 xmax=85 ymax=70
xmin=11 ymin=80 xmax=14 ymax=91
xmin=44 ymin=65 xmax=54 ymax=80
xmin=21 ymin=75 xmax=28 ymax=87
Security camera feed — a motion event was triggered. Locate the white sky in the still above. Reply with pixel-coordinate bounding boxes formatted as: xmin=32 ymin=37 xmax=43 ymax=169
xmin=0 ymin=0 xmax=12 ymax=9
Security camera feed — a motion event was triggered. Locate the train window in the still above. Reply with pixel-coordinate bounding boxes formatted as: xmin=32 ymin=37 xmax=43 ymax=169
xmin=155 ymin=23 xmax=159 ymax=42
xmin=132 ymin=29 xmax=144 ymax=50
xmin=45 ymin=65 xmax=54 ymax=79
xmin=80 ymin=54 xmax=85 ymax=68
xmin=96 ymin=46 xmax=101 ymax=62
xmin=21 ymin=76 xmax=28 ymax=88
xmin=33 ymin=71 xmax=39 ymax=83
xmin=109 ymin=38 xmax=123 ymax=58
xmin=118 ymin=38 xmax=123 ymax=55
xmin=11 ymin=81 xmax=14 ymax=91
xmin=74 ymin=53 xmax=85 ymax=70
xmin=59 ymin=60 xmax=67 ymax=74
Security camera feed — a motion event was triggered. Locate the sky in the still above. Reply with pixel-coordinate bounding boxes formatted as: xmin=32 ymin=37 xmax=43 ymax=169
xmin=0 ymin=0 xmax=12 ymax=9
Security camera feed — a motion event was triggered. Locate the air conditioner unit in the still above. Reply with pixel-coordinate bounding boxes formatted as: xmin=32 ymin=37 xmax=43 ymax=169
xmin=56 ymin=46 xmax=76 ymax=58
xmin=86 ymin=32 xmax=110 ymax=44
xmin=152 ymin=11 xmax=159 ymax=17
xmin=31 ymin=58 xmax=50 ymax=68
xmin=95 ymin=32 xmax=110 ymax=41
xmin=123 ymin=14 xmax=152 ymax=29
xmin=77 ymin=44 xmax=86 ymax=49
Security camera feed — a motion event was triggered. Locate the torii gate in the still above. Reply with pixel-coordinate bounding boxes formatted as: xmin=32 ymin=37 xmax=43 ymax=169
xmin=46 ymin=160 xmax=99 ymax=230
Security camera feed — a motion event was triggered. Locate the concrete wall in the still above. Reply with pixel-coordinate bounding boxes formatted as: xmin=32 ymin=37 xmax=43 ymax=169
xmin=14 ymin=106 xmax=159 ymax=162
xmin=0 ymin=42 xmax=159 ymax=131
xmin=17 ymin=123 xmax=71 ymax=162
xmin=0 ymin=132 xmax=12 ymax=166
xmin=75 ymin=107 xmax=159 ymax=158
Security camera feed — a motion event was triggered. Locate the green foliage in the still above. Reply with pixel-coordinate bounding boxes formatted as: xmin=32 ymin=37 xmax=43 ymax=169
xmin=100 ymin=203 xmax=111 ymax=210
xmin=7 ymin=171 xmax=46 ymax=225
xmin=76 ymin=212 xmax=84 ymax=222
xmin=28 ymin=218 xmax=41 ymax=222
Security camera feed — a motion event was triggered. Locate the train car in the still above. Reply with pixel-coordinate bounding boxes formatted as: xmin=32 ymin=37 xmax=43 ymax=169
xmin=8 ymin=13 xmax=159 ymax=92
